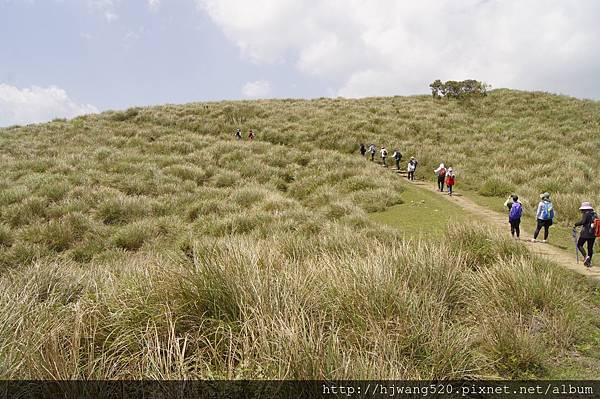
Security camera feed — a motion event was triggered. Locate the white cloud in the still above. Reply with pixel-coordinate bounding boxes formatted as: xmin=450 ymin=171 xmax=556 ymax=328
xmin=0 ymin=84 xmax=98 ymax=127
xmin=88 ymin=0 xmax=119 ymax=22
xmin=198 ymin=0 xmax=600 ymax=99
xmin=242 ymin=80 xmax=271 ymax=98
xmin=147 ymin=0 xmax=160 ymax=12
xmin=123 ymin=28 xmax=144 ymax=49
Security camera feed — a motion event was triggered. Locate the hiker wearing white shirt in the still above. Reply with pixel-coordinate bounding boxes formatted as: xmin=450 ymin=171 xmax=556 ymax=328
xmin=380 ymin=147 xmax=388 ymax=167
xmin=407 ymin=157 xmax=418 ymax=181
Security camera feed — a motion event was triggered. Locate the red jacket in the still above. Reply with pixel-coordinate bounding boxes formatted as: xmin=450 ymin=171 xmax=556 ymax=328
xmin=445 ymin=175 xmax=455 ymax=186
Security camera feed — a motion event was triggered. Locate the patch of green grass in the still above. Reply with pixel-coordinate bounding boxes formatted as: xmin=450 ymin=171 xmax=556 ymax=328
xmin=370 ymin=180 xmax=474 ymax=236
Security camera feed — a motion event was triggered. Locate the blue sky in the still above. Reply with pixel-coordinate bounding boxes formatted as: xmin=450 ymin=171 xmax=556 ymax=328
xmin=1 ymin=0 xmax=599 ymax=126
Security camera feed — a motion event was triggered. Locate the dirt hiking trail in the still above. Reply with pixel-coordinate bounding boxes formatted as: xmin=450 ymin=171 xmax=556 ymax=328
xmin=397 ymin=172 xmax=600 ymax=282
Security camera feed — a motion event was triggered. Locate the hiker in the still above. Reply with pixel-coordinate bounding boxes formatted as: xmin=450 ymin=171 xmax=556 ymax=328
xmin=248 ymin=129 xmax=255 ymax=140
xmin=434 ymin=163 xmax=447 ymax=191
xmin=574 ymin=202 xmax=598 ymax=267
xmin=380 ymin=147 xmax=388 ymax=167
xmin=369 ymin=144 xmax=376 ymax=161
xmin=393 ymin=149 xmax=402 ymax=171
xmin=504 ymin=194 xmax=522 ymax=239
xmin=532 ymin=192 xmax=555 ymax=243
xmin=235 ymin=128 xmax=242 ymax=140
xmin=407 ymin=157 xmax=418 ymax=181
xmin=359 ymin=143 xmax=367 ymax=156
xmin=445 ymin=168 xmax=455 ymax=196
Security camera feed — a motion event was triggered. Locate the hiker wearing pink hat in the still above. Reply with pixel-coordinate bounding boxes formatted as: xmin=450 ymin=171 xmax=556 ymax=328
xmin=574 ymin=201 xmax=598 ymax=267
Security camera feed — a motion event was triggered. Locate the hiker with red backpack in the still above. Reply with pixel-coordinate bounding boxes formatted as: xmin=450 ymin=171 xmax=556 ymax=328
xmin=574 ymin=202 xmax=598 ymax=267
xmin=434 ymin=163 xmax=446 ymax=191
xmin=532 ymin=192 xmax=554 ymax=243
xmin=504 ymin=194 xmax=522 ymax=239
xmin=445 ymin=167 xmax=455 ymax=196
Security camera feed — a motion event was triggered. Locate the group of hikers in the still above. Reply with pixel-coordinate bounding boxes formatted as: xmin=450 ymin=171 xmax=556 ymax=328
xmin=504 ymin=193 xmax=598 ymax=267
xmin=358 ymin=143 xmax=419 ymax=181
xmin=235 ymin=128 xmax=255 ymax=141
xmin=359 ymin=143 xmax=456 ymax=194
xmin=357 ymin=142 xmax=598 ymax=268
xmin=234 ymin=130 xmax=597 ymax=268
xmin=433 ymin=163 xmax=456 ymax=196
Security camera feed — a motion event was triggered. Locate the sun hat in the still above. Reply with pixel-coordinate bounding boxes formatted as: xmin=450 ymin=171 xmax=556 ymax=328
xmin=579 ymin=201 xmax=593 ymax=210
xmin=540 ymin=192 xmax=550 ymax=199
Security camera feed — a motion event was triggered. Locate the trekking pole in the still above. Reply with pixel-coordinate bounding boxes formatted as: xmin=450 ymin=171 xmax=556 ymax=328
xmin=572 ymin=228 xmax=579 ymax=264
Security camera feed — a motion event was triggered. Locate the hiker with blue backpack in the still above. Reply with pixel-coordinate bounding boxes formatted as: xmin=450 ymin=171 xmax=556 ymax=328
xmin=504 ymin=194 xmax=523 ymax=239
xmin=532 ymin=192 xmax=554 ymax=243
xmin=574 ymin=202 xmax=599 ymax=267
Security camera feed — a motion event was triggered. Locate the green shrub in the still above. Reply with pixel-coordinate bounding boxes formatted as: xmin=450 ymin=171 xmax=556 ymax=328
xmin=478 ymin=178 xmax=515 ymax=197
xmin=109 ymin=108 xmax=139 ymax=122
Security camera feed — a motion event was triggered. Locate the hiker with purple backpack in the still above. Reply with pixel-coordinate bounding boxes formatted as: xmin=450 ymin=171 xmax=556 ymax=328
xmin=504 ymin=194 xmax=523 ymax=239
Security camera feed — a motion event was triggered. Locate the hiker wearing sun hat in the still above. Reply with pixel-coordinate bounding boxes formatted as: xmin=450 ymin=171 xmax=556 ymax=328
xmin=532 ymin=192 xmax=554 ymax=243
xmin=445 ymin=167 xmax=456 ymax=196
xmin=574 ymin=201 xmax=598 ymax=267
xmin=407 ymin=157 xmax=418 ymax=181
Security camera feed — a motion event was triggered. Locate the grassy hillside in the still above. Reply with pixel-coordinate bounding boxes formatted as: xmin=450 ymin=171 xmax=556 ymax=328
xmin=0 ymin=90 xmax=599 ymax=379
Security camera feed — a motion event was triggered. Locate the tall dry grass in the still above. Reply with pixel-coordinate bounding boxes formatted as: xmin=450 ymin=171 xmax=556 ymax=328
xmin=0 ymin=90 xmax=599 ymax=379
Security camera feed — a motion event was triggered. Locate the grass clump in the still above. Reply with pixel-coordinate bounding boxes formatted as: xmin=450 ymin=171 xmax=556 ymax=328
xmin=112 ymin=221 xmax=157 ymax=251
xmin=97 ymin=196 xmax=149 ymax=225
xmin=0 ymin=224 xmax=13 ymax=248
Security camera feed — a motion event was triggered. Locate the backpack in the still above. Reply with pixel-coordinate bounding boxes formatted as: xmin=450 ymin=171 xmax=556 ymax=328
xmin=509 ymin=202 xmax=522 ymax=221
xmin=541 ymin=201 xmax=554 ymax=220
xmin=593 ymin=213 xmax=600 ymax=238
xmin=439 ymin=168 xmax=446 ymax=177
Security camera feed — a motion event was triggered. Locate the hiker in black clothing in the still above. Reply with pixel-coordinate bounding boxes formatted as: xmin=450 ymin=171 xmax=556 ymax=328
xmin=393 ymin=149 xmax=402 ymax=171
xmin=574 ymin=202 xmax=597 ymax=267
xmin=359 ymin=143 xmax=367 ymax=156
